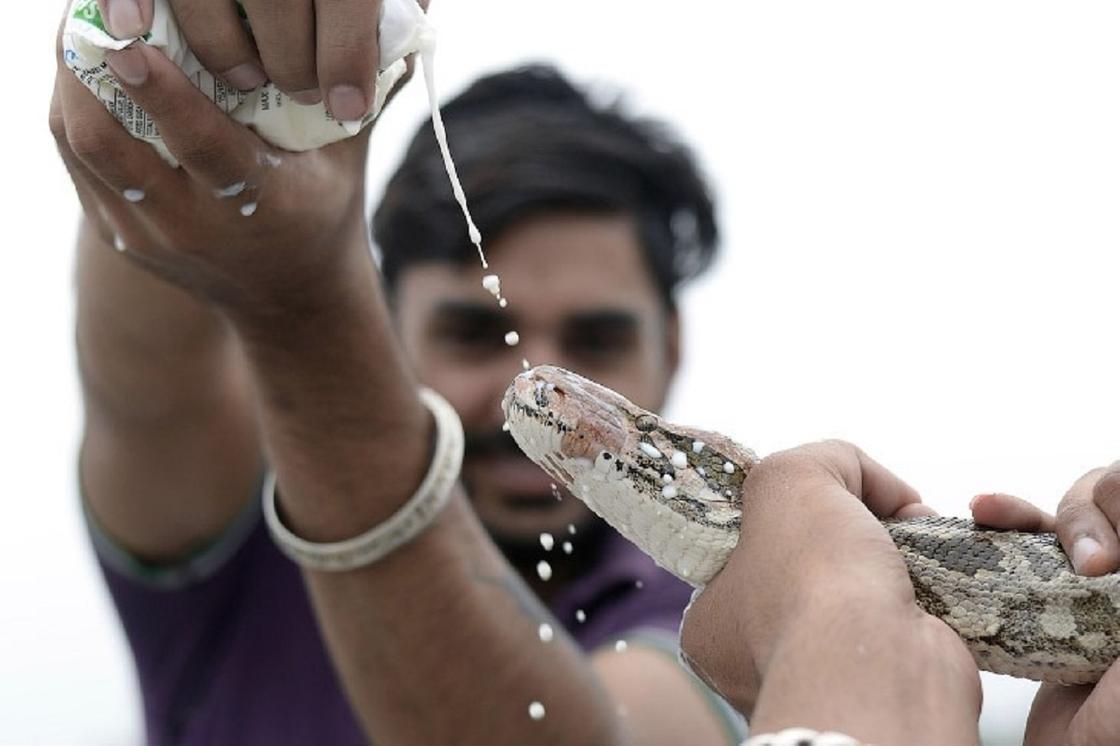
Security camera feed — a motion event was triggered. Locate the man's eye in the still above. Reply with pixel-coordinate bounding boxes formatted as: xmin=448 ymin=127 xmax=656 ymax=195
xmin=434 ymin=323 xmax=506 ymax=352
xmin=565 ymin=328 xmax=637 ymax=359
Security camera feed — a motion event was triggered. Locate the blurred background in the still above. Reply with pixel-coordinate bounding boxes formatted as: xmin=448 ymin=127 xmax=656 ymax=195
xmin=2 ymin=1 xmax=1118 ymax=743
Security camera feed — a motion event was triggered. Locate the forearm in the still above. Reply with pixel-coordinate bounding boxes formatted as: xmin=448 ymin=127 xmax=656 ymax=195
xmin=751 ymin=596 xmax=981 ymax=745
xmin=226 ymin=227 xmax=628 ymax=743
xmin=308 ymin=496 xmax=625 ymax=744
xmin=76 ymin=218 xmax=235 ymax=420
xmin=76 ymin=218 xmax=262 ymax=559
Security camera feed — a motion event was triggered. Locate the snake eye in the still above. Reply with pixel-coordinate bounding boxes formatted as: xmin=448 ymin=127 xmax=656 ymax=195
xmin=635 ymin=414 xmax=658 ymax=433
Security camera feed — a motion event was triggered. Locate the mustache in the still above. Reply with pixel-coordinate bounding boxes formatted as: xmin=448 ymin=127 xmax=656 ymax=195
xmin=463 ymin=427 xmax=525 ymax=460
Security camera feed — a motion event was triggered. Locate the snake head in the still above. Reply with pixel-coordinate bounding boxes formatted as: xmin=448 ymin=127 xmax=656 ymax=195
xmin=502 ymin=366 xmax=631 ymax=470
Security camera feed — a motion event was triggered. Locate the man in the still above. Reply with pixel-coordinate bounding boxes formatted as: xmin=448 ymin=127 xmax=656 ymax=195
xmin=53 ymin=6 xmax=741 ymax=741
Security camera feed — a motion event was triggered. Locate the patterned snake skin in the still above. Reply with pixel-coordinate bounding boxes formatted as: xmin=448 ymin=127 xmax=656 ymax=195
xmin=502 ymin=365 xmax=1120 ymax=685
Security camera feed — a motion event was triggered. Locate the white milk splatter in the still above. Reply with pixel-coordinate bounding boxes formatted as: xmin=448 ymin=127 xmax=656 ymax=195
xmin=692 ymin=441 xmax=705 ymax=454
xmin=538 ymin=623 xmax=554 ymax=642
xmin=122 ymin=188 xmax=145 ymax=203
xmin=671 ymin=451 xmax=688 ymax=469
xmin=567 ymin=524 xmax=577 ymax=535
xmin=662 ymin=473 xmax=674 ymax=484
xmin=536 ymin=560 xmax=552 ymax=581
xmin=635 ymin=580 xmax=643 ymax=589
xmin=521 ymin=358 xmax=531 ymax=371
xmin=418 ymin=40 xmax=487 ymax=268
xmin=502 ymin=422 xmax=511 ymax=432
xmin=505 ymin=331 xmax=520 ymax=346
xmin=528 ymin=702 xmax=546 ymax=720
xmin=614 ymin=640 xmax=628 ymax=653
xmin=240 ymin=202 xmax=258 ymax=217
xmin=561 ymin=541 xmax=573 ymax=555
xmin=214 ymin=181 xmax=246 ymax=199
xmin=661 ymin=485 xmax=678 ymax=499
xmin=575 ymin=609 xmax=586 ymax=623
xmin=639 ymin=443 xmax=662 ymax=460
xmin=723 ymin=461 xmax=735 ymax=474
xmin=539 ymin=532 xmax=554 ymax=551
xmin=113 ymin=235 xmax=126 ymax=252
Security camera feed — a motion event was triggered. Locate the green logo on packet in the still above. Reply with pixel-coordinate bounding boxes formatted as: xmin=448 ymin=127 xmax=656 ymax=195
xmin=72 ymin=0 xmax=107 ymax=32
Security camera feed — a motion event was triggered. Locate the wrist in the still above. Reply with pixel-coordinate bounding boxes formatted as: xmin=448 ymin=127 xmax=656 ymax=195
xmin=751 ymin=597 xmax=980 ymax=743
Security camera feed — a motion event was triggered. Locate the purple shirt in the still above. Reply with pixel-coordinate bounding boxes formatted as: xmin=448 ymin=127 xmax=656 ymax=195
xmin=93 ymin=500 xmax=699 ymax=745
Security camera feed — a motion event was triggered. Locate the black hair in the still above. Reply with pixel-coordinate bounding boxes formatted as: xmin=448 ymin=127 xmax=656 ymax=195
xmin=372 ymin=64 xmax=719 ymax=310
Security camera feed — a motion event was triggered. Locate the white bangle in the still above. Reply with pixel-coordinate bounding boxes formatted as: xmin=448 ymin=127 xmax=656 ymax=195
xmin=742 ymin=728 xmax=862 ymax=746
xmin=263 ymin=387 xmax=464 ymax=571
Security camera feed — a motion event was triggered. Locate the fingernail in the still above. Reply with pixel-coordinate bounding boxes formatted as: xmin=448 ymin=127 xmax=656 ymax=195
xmin=328 ymin=85 xmax=368 ymax=121
xmin=969 ymin=495 xmax=987 ymax=511
xmin=290 ymin=88 xmax=322 ymax=106
xmin=1072 ymin=536 xmax=1101 ymax=574
xmin=106 ymin=47 xmax=148 ymax=86
xmin=106 ymin=0 xmax=145 ymax=39
xmin=222 ymin=62 xmax=267 ymax=92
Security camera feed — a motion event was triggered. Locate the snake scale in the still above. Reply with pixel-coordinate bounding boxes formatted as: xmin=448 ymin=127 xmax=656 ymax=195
xmin=502 ymin=365 xmax=1120 ymax=685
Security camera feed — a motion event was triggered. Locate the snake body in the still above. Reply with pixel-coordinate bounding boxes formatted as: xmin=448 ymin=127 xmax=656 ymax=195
xmin=502 ymin=365 xmax=1120 ymax=685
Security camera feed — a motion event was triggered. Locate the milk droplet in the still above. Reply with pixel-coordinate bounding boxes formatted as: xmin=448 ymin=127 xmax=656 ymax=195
xmin=697 ymin=467 xmax=707 ymax=477
xmin=567 ymin=524 xmax=577 ymax=535
xmin=662 ymin=485 xmax=678 ymax=499
xmin=502 ymin=422 xmax=510 ymax=432
xmin=671 ymin=451 xmax=688 ymax=469
xmin=505 ymin=331 xmax=520 ymax=346
xmin=261 ymin=152 xmax=282 ymax=168
xmin=482 ymin=273 xmax=501 ymax=295
xmin=575 ymin=609 xmax=586 ymax=623
xmin=214 ymin=181 xmax=246 ymax=199
xmin=522 ymin=358 xmax=531 ymax=371
xmin=536 ymin=560 xmax=552 ymax=581
xmin=528 ymin=702 xmax=546 ymax=720
xmin=662 ymin=474 xmax=674 ymax=484
xmin=614 ymin=640 xmax=628 ymax=653
xmin=499 ymin=298 xmax=508 ymax=308
xmin=635 ymin=580 xmax=644 ymax=589
xmin=561 ymin=541 xmax=573 ymax=554
xmin=538 ymin=623 xmax=554 ymax=642
xmin=723 ymin=461 xmax=735 ymax=474
xmin=539 ymin=532 xmax=554 ymax=551
xmin=113 ymin=235 xmax=126 ymax=252
xmin=639 ymin=442 xmax=662 ymax=460
xmin=692 ymin=441 xmax=705 ymax=454
xmin=122 ymin=188 xmax=145 ymax=203
xmin=240 ymin=201 xmax=258 ymax=217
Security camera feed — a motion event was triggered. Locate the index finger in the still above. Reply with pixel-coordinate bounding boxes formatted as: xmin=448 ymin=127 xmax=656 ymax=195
xmin=316 ymin=0 xmax=381 ymax=122
xmin=96 ymin=0 xmax=153 ymax=39
xmin=1055 ymin=467 xmax=1120 ymax=577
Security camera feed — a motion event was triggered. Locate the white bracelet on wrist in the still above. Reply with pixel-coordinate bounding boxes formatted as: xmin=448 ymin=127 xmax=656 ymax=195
xmin=742 ymin=728 xmax=862 ymax=746
xmin=263 ymin=387 xmax=464 ymax=571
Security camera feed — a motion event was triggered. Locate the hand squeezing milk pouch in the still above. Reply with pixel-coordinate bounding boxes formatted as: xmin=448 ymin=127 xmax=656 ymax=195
xmin=62 ymin=0 xmax=432 ymax=164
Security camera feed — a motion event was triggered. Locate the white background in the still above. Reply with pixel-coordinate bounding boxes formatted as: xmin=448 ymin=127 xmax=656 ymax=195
xmin=2 ymin=1 xmax=1118 ymax=743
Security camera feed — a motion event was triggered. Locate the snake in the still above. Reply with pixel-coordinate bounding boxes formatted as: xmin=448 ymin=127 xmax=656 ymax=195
xmin=502 ymin=365 xmax=1120 ymax=685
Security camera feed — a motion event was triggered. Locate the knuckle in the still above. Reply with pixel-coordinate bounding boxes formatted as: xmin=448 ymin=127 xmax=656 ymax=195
xmin=65 ymin=119 xmax=118 ymax=167
xmin=47 ymin=105 xmax=67 ymax=145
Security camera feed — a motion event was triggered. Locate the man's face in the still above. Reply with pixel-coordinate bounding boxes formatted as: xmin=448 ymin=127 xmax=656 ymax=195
xmin=395 ymin=212 xmax=679 ymax=545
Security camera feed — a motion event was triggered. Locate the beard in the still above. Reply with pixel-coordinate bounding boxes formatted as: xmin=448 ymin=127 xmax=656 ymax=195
xmin=462 ymin=424 xmax=613 ymax=569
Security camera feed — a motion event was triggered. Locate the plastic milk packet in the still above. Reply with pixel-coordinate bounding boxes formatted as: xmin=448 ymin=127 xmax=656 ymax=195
xmin=62 ymin=0 xmax=431 ymax=165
